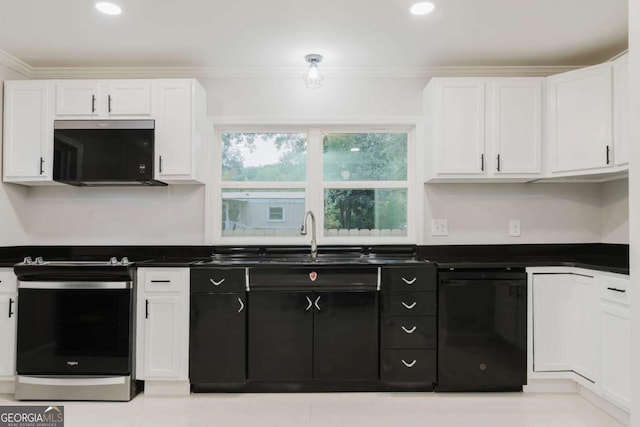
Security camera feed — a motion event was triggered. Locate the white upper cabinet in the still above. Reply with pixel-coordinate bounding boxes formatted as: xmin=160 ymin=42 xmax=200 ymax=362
xmin=547 ymin=62 xmax=613 ymax=174
xmin=56 ymin=80 xmax=151 ymax=118
xmin=424 ymin=77 xmax=543 ymax=181
xmin=153 ymin=79 xmax=207 ymax=184
xmin=612 ymin=54 xmax=629 ymax=167
xmin=488 ymin=79 xmax=542 ymax=175
xmin=3 ymin=80 xmax=54 ymax=184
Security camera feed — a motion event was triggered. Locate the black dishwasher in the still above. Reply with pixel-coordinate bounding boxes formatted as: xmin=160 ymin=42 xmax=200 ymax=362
xmin=437 ymin=268 xmax=527 ymax=391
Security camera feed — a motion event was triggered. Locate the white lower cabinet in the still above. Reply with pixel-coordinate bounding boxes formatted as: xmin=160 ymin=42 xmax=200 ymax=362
xmin=136 ymin=268 xmax=189 ymax=382
xmin=0 ymin=270 xmax=18 ymax=386
xmin=528 ymin=267 xmax=630 ymax=413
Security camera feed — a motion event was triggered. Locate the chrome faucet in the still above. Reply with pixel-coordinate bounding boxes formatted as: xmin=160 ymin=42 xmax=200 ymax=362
xmin=300 ymin=210 xmax=318 ymax=260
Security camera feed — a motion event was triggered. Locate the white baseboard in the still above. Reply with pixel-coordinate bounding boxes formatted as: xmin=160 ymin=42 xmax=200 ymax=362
xmin=143 ymin=380 xmax=190 ymax=396
xmin=0 ymin=378 xmax=15 ymax=394
xmin=523 ymin=378 xmax=578 ymax=393
xmin=577 ymin=384 xmax=629 ymax=426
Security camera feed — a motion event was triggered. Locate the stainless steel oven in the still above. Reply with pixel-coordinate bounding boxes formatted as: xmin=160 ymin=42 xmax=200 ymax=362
xmin=14 ymin=258 xmax=137 ymax=401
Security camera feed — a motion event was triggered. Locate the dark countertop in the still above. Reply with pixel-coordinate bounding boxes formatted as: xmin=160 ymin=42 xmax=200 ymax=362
xmin=432 ymin=257 xmax=629 ymax=275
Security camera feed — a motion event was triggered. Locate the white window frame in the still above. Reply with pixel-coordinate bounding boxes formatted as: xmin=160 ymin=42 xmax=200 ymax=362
xmin=267 ymin=205 xmax=285 ymax=223
xmin=211 ymin=125 xmax=417 ymax=246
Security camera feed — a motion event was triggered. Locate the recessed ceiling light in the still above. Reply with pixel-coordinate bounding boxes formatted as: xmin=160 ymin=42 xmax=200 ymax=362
xmin=350 ymin=148 xmax=361 ymax=152
xmin=95 ymin=2 xmax=122 ymax=15
xmin=410 ymin=2 xmax=435 ymax=16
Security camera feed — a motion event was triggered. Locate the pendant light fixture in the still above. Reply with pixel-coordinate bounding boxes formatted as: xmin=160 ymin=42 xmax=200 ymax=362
xmin=303 ymin=54 xmax=324 ymax=89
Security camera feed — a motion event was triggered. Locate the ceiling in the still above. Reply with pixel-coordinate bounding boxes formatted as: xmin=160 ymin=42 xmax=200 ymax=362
xmin=0 ymin=0 xmax=628 ymax=71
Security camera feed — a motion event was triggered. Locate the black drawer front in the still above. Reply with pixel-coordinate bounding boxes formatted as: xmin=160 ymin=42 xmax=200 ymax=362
xmin=381 ymin=316 xmax=436 ymax=349
xmin=191 ymin=268 xmax=246 ymax=293
xmin=381 ymin=349 xmax=436 ymax=382
xmin=383 ymin=268 xmax=436 ymax=292
xmin=382 ymin=292 xmax=436 ymax=316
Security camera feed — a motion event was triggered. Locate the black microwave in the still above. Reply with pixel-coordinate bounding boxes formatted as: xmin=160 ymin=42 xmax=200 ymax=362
xmin=53 ymin=120 xmax=167 ymax=186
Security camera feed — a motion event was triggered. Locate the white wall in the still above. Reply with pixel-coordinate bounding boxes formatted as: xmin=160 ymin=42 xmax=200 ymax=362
xmin=0 ymin=63 xmax=29 ymax=246
xmin=601 ymin=178 xmax=629 ymax=244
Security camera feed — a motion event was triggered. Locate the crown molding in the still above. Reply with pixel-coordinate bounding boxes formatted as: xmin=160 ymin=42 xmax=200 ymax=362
xmin=0 ymin=49 xmax=33 ymax=77
xmin=0 ymin=49 xmax=583 ymax=80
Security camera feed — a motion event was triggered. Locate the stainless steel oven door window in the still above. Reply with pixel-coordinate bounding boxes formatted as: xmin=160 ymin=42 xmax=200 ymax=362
xmin=17 ymin=281 xmax=133 ymax=376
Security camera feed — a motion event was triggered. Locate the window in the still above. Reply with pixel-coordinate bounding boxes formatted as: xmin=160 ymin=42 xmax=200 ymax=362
xmin=268 ymin=206 xmax=285 ymax=222
xmin=214 ymin=128 xmax=414 ymax=243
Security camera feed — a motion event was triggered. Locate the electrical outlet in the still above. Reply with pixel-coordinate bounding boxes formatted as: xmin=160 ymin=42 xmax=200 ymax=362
xmin=509 ymin=220 xmax=521 ymax=237
xmin=431 ymin=219 xmax=448 ymax=236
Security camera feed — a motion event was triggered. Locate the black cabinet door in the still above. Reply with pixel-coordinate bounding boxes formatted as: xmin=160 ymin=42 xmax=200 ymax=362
xmin=248 ymin=292 xmax=313 ymax=381
xmin=189 ymin=293 xmax=246 ymax=383
xmin=313 ymin=291 xmax=379 ymax=380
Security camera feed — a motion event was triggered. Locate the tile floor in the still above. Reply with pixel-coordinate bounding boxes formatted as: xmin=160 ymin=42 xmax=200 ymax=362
xmin=0 ymin=392 xmax=624 ymax=427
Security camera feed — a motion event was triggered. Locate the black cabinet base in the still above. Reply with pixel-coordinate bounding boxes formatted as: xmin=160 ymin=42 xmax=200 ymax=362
xmin=191 ymin=381 xmax=435 ymax=393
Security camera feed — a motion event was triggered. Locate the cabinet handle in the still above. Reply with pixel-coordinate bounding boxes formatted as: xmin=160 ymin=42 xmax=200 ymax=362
xmin=150 ymin=280 xmax=171 ymax=283
xmin=210 ymin=278 xmax=225 ymax=286
xmin=496 ymin=154 xmax=501 ymax=172
xmin=607 ymin=287 xmax=626 ymax=293
xmin=159 ymin=156 xmax=163 ymax=174
xmin=314 ymin=296 xmax=321 ymax=311
xmin=108 ymin=95 xmax=112 ymax=113
xmin=305 ymin=296 xmax=313 ymax=311
xmin=402 ymin=359 xmax=417 ymax=368
xmin=237 ymin=298 xmax=245 ymax=313
xmin=606 ymin=145 xmax=611 ymax=165
xmin=145 ymin=299 xmax=149 ymax=319
xmin=401 ymin=326 xmax=417 ymax=334
xmin=8 ymin=298 xmax=14 ymax=318
xmin=480 ymin=154 xmax=484 ymax=171
xmin=401 ymin=277 xmax=416 ymax=285
xmin=401 ymin=302 xmax=417 ymax=310
xmin=91 ymin=94 xmax=96 ymax=113
xmin=39 ymin=157 xmax=44 ymax=175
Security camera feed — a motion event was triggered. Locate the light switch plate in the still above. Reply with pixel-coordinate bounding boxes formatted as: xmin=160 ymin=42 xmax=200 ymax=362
xmin=509 ymin=220 xmax=521 ymax=237
xmin=431 ymin=219 xmax=448 ymax=236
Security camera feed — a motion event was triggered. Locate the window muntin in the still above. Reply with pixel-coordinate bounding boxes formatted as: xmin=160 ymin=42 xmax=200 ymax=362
xmin=222 ymin=133 xmax=307 ymax=182
xmin=322 ymin=133 xmax=407 ymax=181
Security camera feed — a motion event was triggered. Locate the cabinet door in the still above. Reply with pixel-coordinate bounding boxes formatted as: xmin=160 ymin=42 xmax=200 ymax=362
xmin=489 ymin=79 xmax=542 ymax=175
xmin=313 ymin=291 xmax=378 ymax=380
xmin=431 ymin=78 xmax=486 ymax=175
xmin=0 ymin=295 xmax=17 ymax=376
xmin=190 ymin=293 xmax=246 ymax=383
xmin=532 ymin=274 xmax=572 ymax=372
xmin=144 ymin=295 xmax=187 ymax=379
xmin=56 ymin=81 xmax=102 ymax=116
xmin=3 ymin=81 xmax=53 ymax=182
xmin=613 ymin=54 xmax=629 ymax=166
xmin=106 ymin=81 xmax=152 ymax=116
xmin=568 ymin=275 xmax=598 ymax=383
xmin=600 ymin=302 xmax=630 ymax=410
xmin=547 ymin=63 xmax=612 ymax=172
xmin=248 ymin=292 xmax=313 ymax=380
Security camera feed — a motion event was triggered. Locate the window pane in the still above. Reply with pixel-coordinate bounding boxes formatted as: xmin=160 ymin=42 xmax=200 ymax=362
xmin=323 ymin=133 xmax=407 ymax=181
xmin=222 ymin=133 xmax=307 ymax=181
xmin=324 ymin=188 xmax=407 ymax=236
xmin=222 ymin=189 xmax=305 ymax=236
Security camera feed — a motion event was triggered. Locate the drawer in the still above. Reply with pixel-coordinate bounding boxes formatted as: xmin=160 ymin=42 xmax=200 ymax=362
xmin=0 ymin=269 xmax=17 ymax=293
xmin=383 ymin=267 xmax=436 ymax=292
xmin=599 ymin=275 xmax=629 ymax=306
xmin=382 ymin=292 xmax=436 ymax=316
xmin=381 ymin=349 xmax=436 ymax=382
xmin=381 ymin=316 xmax=436 ymax=349
xmin=141 ymin=268 xmax=188 ymax=292
xmin=191 ymin=268 xmax=246 ymax=293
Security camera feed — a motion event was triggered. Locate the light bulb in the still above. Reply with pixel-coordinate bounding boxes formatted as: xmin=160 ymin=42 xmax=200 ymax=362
xmin=308 ymin=65 xmax=319 ymax=80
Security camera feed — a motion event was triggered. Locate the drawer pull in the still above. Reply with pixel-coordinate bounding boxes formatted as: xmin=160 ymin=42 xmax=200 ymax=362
xmin=314 ymin=296 xmax=322 ymax=311
xmin=237 ymin=298 xmax=245 ymax=313
xmin=402 ymin=359 xmax=417 ymax=368
xmin=401 ymin=326 xmax=417 ymax=334
xmin=401 ymin=302 xmax=417 ymax=310
xmin=210 ymin=278 xmax=225 ymax=286
xmin=401 ymin=277 xmax=417 ymax=285
xmin=150 ymin=280 xmax=171 ymax=283
xmin=607 ymin=287 xmax=626 ymax=293
xmin=305 ymin=296 xmax=313 ymax=311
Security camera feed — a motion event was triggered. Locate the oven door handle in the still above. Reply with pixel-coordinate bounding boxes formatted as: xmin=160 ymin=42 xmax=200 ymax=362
xmin=19 ymin=281 xmax=132 ymax=290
